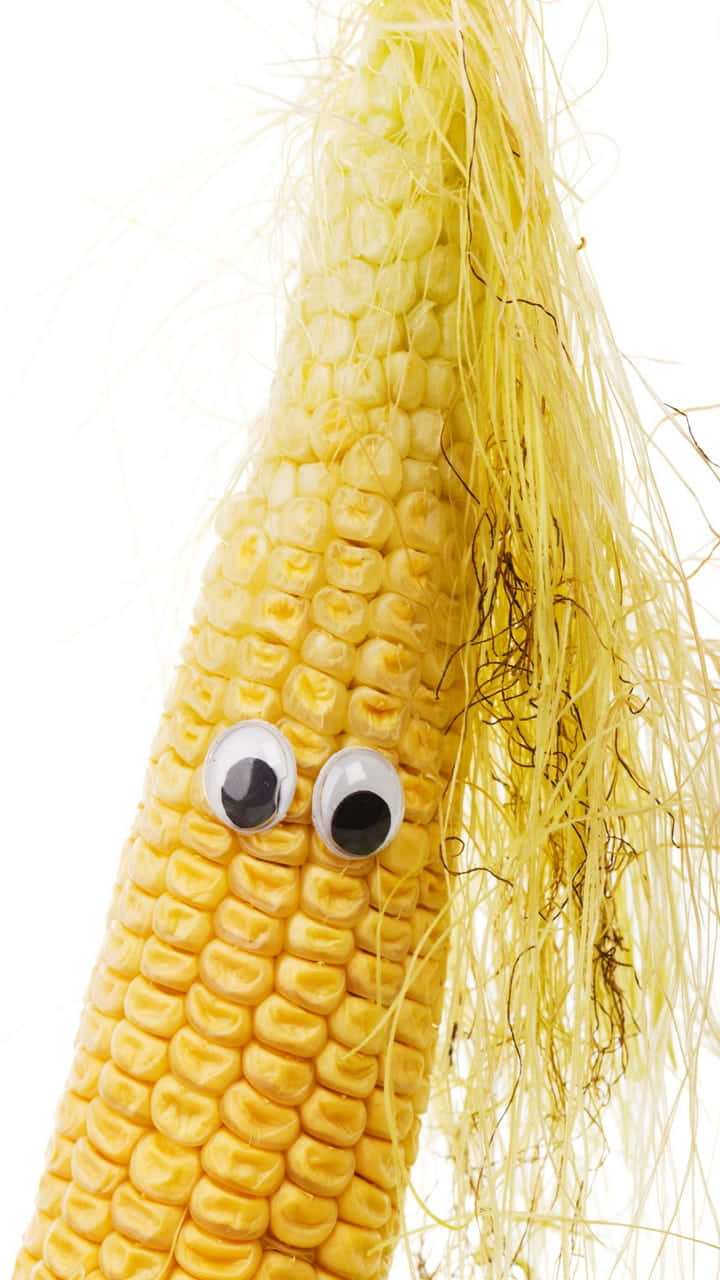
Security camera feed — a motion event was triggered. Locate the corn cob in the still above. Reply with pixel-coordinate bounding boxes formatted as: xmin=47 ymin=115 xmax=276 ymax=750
xmin=13 ymin=10 xmax=477 ymax=1280
xmin=14 ymin=0 xmax=720 ymax=1277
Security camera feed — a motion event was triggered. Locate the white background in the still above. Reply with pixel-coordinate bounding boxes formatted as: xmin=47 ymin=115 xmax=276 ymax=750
xmin=2 ymin=0 xmax=720 ymax=1272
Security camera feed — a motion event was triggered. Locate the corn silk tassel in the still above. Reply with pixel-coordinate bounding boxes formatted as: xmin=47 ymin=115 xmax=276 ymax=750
xmin=14 ymin=1 xmax=720 ymax=1279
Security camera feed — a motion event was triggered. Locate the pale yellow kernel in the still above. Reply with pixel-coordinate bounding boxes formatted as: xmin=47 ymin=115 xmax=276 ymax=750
xmin=45 ymin=1134 xmax=74 ymax=1179
xmin=406 ymin=299 xmax=440 ymax=358
xmin=297 ymin=461 xmax=340 ymax=501
xmin=99 ymin=1061 xmax=152 ymax=1124
xmin=221 ymin=527 xmax=269 ymax=588
xmin=365 ymin=1087 xmax=415 ymax=1141
xmin=270 ymin=1180 xmax=338 ymax=1249
xmin=55 ymin=1090 xmax=87 ymax=1140
xmin=301 ymin=627 xmax=356 ymax=684
xmin=223 ymin=676 xmax=282 ymax=725
xmin=315 ymin=1039 xmax=378 ymax=1098
xmin=190 ymin=1176 xmax=269 ymax=1241
xmin=125 ymin=840 xmax=168 ymax=897
xmin=353 ymin=908 xmax=412 ymax=963
xmin=141 ymin=936 xmax=199 ymax=992
xmin=124 ymin=976 xmax=185 ymax=1039
xmin=35 ymin=1172 xmax=67 ymax=1217
xmin=341 ymin=433 xmax=403 ymax=499
xmin=222 ymin=1079 xmax=300 ymax=1150
xmin=277 ymin=717 xmax=337 ymax=773
xmin=347 ymin=686 xmax=407 ymax=746
xmin=324 ymin=539 xmax=383 ymax=596
xmin=383 ymin=547 xmax=435 ymax=603
xmin=169 ymin=1025 xmax=241 ymax=1095
xmin=380 ymin=821 xmax=430 ymax=878
xmin=307 ymin=311 xmax=355 ymax=361
xmin=90 ymin=965 xmax=128 ymax=1017
xmin=100 ymin=1233 xmax=168 ymax=1280
xmin=254 ymin=1253 xmax=316 ymax=1280
xmin=355 ymin=308 xmax=404 ymax=356
xmin=253 ymin=588 xmax=309 ymax=648
xmin=425 ymin=358 xmax=458 ymax=408
xmin=153 ymin=893 xmax=213 ymax=953
xmin=338 ymin=1176 xmax=392 ymax=1230
xmin=43 ymin=1222 xmax=98 ymax=1280
xmin=72 ymin=1137 xmax=126 ymax=1197
xmin=334 ymin=358 xmax=387 ymax=409
xmin=286 ymin=1134 xmax=355 ymax=1198
xmin=330 ymin=484 xmax=394 ymax=547
xmin=279 ymin=496 xmax=331 ymax=553
xmin=420 ymin=242 xmax=460 ymax=303
xmin=368 ymin=592 xmax=431 ymax=652
xmin=328 ymin=995 xmax=386 ymax=1055
xmin=375 ymin=259 xmax=419 ymax=313
xmin=204 ymin=579 xmax=253 ymax=638
xmin=151 ymin=1073 xmax=220 ymax=1147
xmin=23 ymin=1210 xmax=51 ymax=1258
xmin=311 ymin=585 xmax=369 ymax=644
xmin=399 ymin=767 xmax=441 ymax=823
xmin=15 ymin=1248 xmax=41 ymax=1280
xmin=355 ymin=637 xmax=421 ymax=699
xmin=214 ymin=898 xmax=285 ymax=956
xmin=271 ymin=408 xmax=315 ymax=463
xmin=354 ymin=1134 xmax=399 ymax=1191
xmin=167 ymin=706 xmax=214 ymax=766
xmin=116 ymin=879 xmax=155 ymax=936
xmin=368 ymin=864 xmax=419 ymax=918
xmin=85 ymin=1097 xmax=146 ymax=1165
xmin=263 ymin=459 xmax=297 ymax=508
xmin=185 ymin=982 xmax=253 ymax=1048
xmin=401 ymin=457 xmax=441 ymax=495
xmin=275 ymin=953 xmax=346 ymax=1016
xmin=397 ymin=715 xmax=443 ymax=773
xmin=395 ymin=490 xmax=448 ymax=553
xmin=201 ymin=1129 xmax=285 ymax=1197
xmin=229 ymin=854 xmax=301 ymax=919
xmin=281 ymin=664 xmax=349 ymax=736
xmin=175 ymin=1223 xmax=261 ymax=1280
xmin=301 ymin=1085 xmax=367 ymax=1148
xmin=179 ymin=809 xmax=233 ymax=863
xmin=285 ymin=911 xmax=355 ymax=965
xmin=111 ymin=1020 xmax=169 ymax=1084
xmin=215 ymin=495 xmax=266 ymax=541
xmin=395 ymin=203 xmax=440 ymax=258
xmin=349 ymin=200 xmax=394 ymax=263
xmin=165 ymin=849 xmax=226 ymax=911
xmin=111 ymin=1181 xmax=184 ymax=1249
xmin=129 ymin=1132 xmax=201 ymax=1205
xmin=300 ymin=864 xmax=370 ymax=928
xmin=329 ymin=258 xmax=375 ymax=317
xmin=310 ymin=400 xmax=366 ymax=463
xmin=386 ymin=349 xmax=426 ymax=411
xmin=62 ymin=1182 xmax=113 ymax=1242
xmin=235 ymin=635 xmax=294 ymax=687
xmin=363 ymin=407 xmax=409 ymax=458
xmin=316 ymin=1222 xmax=383 ymax=1280
xmin=404 ymin=951 xmax=444 ymax=1005
xmin=346 ymin=951 xmax=404 ymax=1005
xmin=199 ymin=938 xmax=274 ymax=1006
xmin=242 ymin=1040 xmax=315 ymax=1106
xmin=409 ymin=407 xmax=444 ymax=460
xmin=240 ymin=824 xmax=310 ymax=868
xmin=253 ymin=993 xmax=328 ymax=1060
xmin=176 ymin=666 xmax=227 ymax=724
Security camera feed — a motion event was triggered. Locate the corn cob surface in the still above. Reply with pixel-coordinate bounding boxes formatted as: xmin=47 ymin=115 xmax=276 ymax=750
xmin=14 ymin=8 xmax=476 ymax=1280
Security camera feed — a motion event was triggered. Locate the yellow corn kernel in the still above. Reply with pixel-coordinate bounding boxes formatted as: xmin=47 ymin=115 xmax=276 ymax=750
xmin=242 ymin=1040 xmax=315 ymax=1106
xmin=201 ymin=1129 xmax=284 ymax=1197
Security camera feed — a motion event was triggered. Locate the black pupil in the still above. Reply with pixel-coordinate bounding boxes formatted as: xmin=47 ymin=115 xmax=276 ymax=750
xmin=221 ymin=757 xmax=279 ymax=830
xmin=330 ymin=790 xmax=391 ymax=857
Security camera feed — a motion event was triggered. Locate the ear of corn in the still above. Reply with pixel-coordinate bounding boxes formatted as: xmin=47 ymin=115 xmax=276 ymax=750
xmin=15 ymin=1 xmax=720 ymax=1278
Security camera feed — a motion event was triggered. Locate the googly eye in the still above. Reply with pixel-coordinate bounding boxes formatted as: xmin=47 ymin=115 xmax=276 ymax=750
xmin=204 ymin=720 xmax=297 ymax=833
xmin=312 ymin=746 xmax=405 ymax=859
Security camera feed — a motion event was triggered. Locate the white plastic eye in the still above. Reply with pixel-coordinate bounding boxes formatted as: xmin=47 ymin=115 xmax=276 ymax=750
xmin=204 ymin=720 xmax=297 ymax=833
xmin=312 ymin=746 xmax=405 ymax=859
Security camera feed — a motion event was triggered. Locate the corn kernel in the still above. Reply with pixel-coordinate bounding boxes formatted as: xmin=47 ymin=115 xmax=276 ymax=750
xmin=242 ymin=1040 xmax=315 ymax=1106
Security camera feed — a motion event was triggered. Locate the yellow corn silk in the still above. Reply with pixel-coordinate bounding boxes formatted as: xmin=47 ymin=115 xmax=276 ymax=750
xmin=13 ymin=11 xmax=482 ymax=1280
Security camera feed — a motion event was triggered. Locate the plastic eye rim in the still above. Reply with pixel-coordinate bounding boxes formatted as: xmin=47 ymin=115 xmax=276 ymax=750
xmin=312 ymin=745 xmax=405 ymax=860
xmin=203 ymin=719 xmax=297 ymax=834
